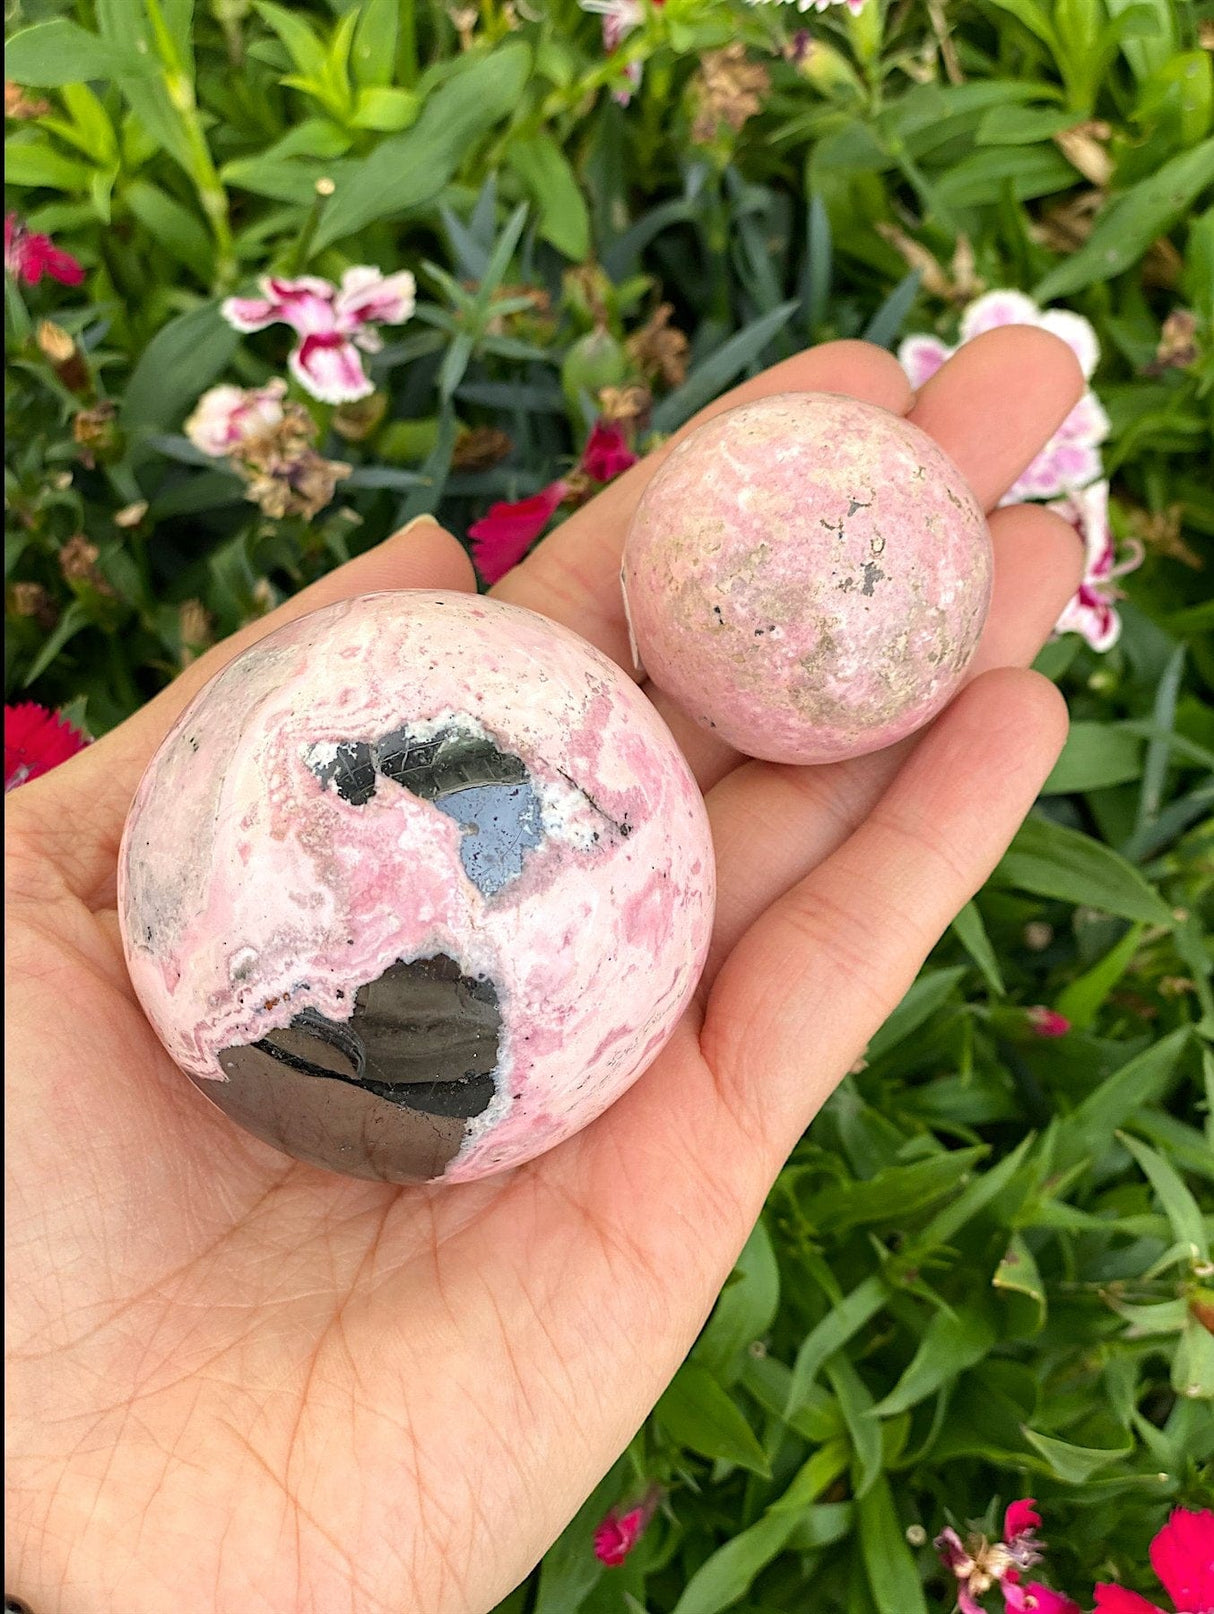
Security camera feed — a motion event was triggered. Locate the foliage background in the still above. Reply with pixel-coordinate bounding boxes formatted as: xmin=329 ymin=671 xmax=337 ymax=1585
xmin=4 ymin=0 xmax=1213 ymax=1608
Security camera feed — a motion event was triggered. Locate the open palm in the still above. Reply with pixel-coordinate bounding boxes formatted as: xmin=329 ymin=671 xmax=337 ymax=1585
xmin=6 ymin=330 xmax=1084 ymax=1614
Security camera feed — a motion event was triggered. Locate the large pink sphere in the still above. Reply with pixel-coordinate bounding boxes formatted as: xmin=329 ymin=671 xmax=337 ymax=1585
xmin=622 ymin=392 xmax=993 ymax=764
xmin=118 ymin=592 xmax=714 ymax=1184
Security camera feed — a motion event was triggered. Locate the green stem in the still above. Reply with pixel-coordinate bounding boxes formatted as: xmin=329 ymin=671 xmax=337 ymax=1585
xmin=144 ymin=0 xmax=236 ymax=288
xmin=400 ymin=0 xmax=418 ymax=85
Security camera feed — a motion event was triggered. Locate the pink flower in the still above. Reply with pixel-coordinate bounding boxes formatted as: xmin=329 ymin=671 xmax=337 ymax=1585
xmin=1027 ymin=1007 xmax=1071 ymax=1038
xmin=222 ymin=266 xmax=416 ymax=405
xmin=184 ymin=379 xmax=288 ymax=457
xmin=1049 ymin=481 xmax=1144 ymax=653
xmin=593 ymin=1486 xmax=661 ymax=1568
xmin=1094 ymin=1508 xmax=1214 ymax=1614
xmin=468 ymin=480 xmax=568 ymax=583
xmin=898 ymin=289 xmax=1107 ymax=503
xmin=581 ymin=419 xmax=638 ymax=482
xmin=5 ymin=703 xmax=89 ymax=791
xmin=4 ymin=213 xmax=84 ymax=287
xmin=1004 ymin=1582 xmax=1083 ymax=1614
xmin=936 ymin=1498 xmax=1078 ymax=1614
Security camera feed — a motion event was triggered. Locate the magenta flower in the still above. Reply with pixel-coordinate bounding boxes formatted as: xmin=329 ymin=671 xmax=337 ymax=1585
xmin=1027 ymin=1007 xmax=1071 ymax=1038
xmin=4 ymin=213 xmax=84 ymax=287
xmin=1049 ymin=481 xmax=1144 ymax=653
xmin=184 ymin=379 xmax=288 ymax=457
xmin=593 ymin=1486 xmax=661 ymax=1568
xmin=1094 ymin=1508 xmax=1214 ymax=1614
xmin=5 ymin=703 xmax=89 ymax=791
xmin=221 ymin=266 xmax=416 ymax=404
xmin=899 ymin=289 xmax=1108 ymax=505
xmin=581 ymin=419 xmax=638 ymax=482
xmin=468 ymin=481 xmax=569 ymax=584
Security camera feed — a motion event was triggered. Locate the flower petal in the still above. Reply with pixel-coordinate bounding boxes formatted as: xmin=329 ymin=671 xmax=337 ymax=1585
xmin=1006 ymin=1583 xmax=1083 ymax=1614
xmin=581 ymin=419 xmax=638 ymax=482
xmin=221 ymin=294 xmax=284 ymax=333
xmin=468 ymin=481 xmax=568 ymax=583
xmin=898 ymin=333 xmax=952 ymax=390
xmin=1005 ymin=1500 xmax=1043 ymax=1543
xmin=290 ymin=335 xmax=374 ymax=404
xmin=1054 ymin=587 xmax=1122 ymax=653
xmin=335 ymin=266 xmax=417 ymax=330
xmin=1150 ymin=1508 xmax=1214 ymax=1613
xmin=1038 ymin=307 xmax=1101 ymax=379
xmin=5 ymin=702 xmax=89 ymax=791
xmin=1092 ymin=1587 xmax=1166 ymax=1614
xmin=959 ymin=288 xmax=1042 ymax=343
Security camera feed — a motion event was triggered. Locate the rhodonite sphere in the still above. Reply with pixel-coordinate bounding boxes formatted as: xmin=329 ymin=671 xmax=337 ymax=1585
xmin=118 ymin=592 xmax=715 ymax=1184
xmin=622 ymin=392 xmax=993 ymax=765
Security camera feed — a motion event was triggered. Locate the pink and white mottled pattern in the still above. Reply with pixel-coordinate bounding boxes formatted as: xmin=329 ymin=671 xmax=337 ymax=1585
xmin=184 ymin=379 xmax=288 ymax=457
xmin=1049 ymin=481 xmax=1143 ymax=652
xmin=622 ymin=392 xmax=992 ymax=765
xmin=118 ymin=593 xmax=714 ymax=1181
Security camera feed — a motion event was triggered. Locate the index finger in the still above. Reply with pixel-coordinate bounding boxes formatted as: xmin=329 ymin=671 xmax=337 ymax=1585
xmin=491 ymin=339 xmax=913 ymax=669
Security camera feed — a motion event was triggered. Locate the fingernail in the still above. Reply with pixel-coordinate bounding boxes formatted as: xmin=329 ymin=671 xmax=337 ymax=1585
xmin=392 ymin=513 xmax=442 ymax=541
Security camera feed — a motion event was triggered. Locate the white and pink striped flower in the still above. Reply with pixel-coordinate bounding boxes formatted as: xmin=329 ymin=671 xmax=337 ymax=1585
xmin=184 ymin=379 xmax=288 ymax=456
xmin=221 ymin=266 xmax=416 ymax=405
xmin=1049 ymin=481 xmax=1144 ymax=653
xmin=899 ymin=289 xmax=1109 ymax=506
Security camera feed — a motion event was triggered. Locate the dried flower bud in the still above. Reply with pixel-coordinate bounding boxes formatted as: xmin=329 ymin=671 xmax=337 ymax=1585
xmin=598 ymin=384 xmax=652 ymax=427
xmin=626 ymin=303 xmax=690 ymax=388
xmin=72 ymin=401 xmax=120 ymax=467
xmin=59 ymin=534 xmax=114 ymax=594
xmin=37 ymin=320 xmax=90 ymax=393
xmin=114 ymin=500 xmax=150 ymax=529
xmin=8 ymin=581 xmax=58 ymax=631
xmin=178 ymin=598 xmax=214 ymax=666
xmin=691 ymin=45 xmax=770 ymax=144
xmin=452 ymin=425 xmax=514 ymax=471
xmin=5 ymin=81 xmax=51 ymax=119
xmin=1148 ymin=309 xmax=1200 ymax=374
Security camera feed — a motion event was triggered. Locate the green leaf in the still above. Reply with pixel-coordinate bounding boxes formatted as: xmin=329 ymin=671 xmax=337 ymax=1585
xmin=1041 ymin=722 xmax=1144 ymax=794
xmin=910 ymin=1133 xmax=1036 ymax=1255
xmin=801 ymin=1149 xmax=987 ymax=1236
xmin=4 ymin=141 xmax=94 ymax=194
xmin=1021 ymin=1427 xmax=1132 ymax=1482
xmin=1035 ymin=138 xmax=1214 ymax=299
xmin=861 ymin=270 xmax=921 ymax=349
xmin=694 ymin=1218 xmax=780 ymax=1384
xmin=507 ymin=132 xmax=591 ymax=261
xmin=1055 ymin=923 xmax=1145 ymax=1030
xmin=993 ymin=1233 xmax=1047 ymax=1329
xmin=825 ymin=1353 xmax=882 ymax=1499
xmin=4 ymin=19 xmax=117 ymax=85
xmin=351 ymin=0 xmax=398 ymax=88
xmin=857 ymin=1476 xmax=928 ymax=1614
xmin=1172 ymin=1318 xmax=1214 ymax=1401
xmin=984 ymin=0 xmax=1062 ymax=52
xmin=124 ymin=180 xmax=215 ymax=279
xmin=786 ymin=1275 xmax=889 ymax=1416
xmin=871 ymin=1306 xmax=996 ymax=1417
xmin=671 ymin=1509 xmax=799 ymax=1614
xmin=312 ymin=44 xmax=531 ymax=250
xmin=254 ymin=1 xmax=327 ymax=79
xmin=951 ymin=901 xmax=1006 ymax=995
xmin=652 ymin=302 xmax=801 ymax=434
xmin=993 ymin=813 xmax=1174 ymax=925
xmin=1119 ymin=1133 xmax=1209 ymax=1261
xmin=1055 ymin=1029 xmax=1189 ymax=1168
xmin=655 ymin=1362 xmax=771 ymax=1476
xmin=120 ymin=303 xmax=238 ymax=434
xmin=866 ymin=967 xmax=967 ymax=1061
xmin=21 ymin=601 xmax=91 ymax=687
xmin=351 ymin=85 xmax=419 ymax=131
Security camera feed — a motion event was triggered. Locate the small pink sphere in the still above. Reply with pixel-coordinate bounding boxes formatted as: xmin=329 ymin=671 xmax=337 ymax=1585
xmin=622 ymin=392 xmax=993 ymax=764
xmin=118 ymin=592 xmax=714 ymax=1185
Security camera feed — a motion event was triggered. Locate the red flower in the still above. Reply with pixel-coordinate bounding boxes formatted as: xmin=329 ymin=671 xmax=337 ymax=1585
xmin=468 ymin=479 xmax=568 ymax=584
xmin=1004 ymin=1580 xmax=1083 ymax=1614
xmin=581 ymin=419 xmax=638 ymax=483
xmin=593 ymin=1486 xmax=661 ymax=1568
xmin=1027 ymin=1006 xmax=1071 ymax=1038
xmin=1094 ymin=1509 xmax=1214 ymax=1614
xmin=4 ymin=213 xmax=84 ymax=287
xmin=5 ymin=702 xmax=89 ymax=791
xmin=1006 ymin=1501 xmax=1044 ymax=1541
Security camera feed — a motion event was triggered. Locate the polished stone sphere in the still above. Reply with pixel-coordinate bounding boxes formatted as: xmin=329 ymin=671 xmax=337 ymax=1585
xmin=622 ymin=392 xmax=992 ymax=765
xmin=119 ymin=592 xmax=715 ymax=1184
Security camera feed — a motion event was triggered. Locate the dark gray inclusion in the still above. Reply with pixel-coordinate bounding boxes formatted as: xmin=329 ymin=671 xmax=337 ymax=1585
xmin=207 ymin=955 xmax=501 ymax=1184
xmin=310 ymin=724 xmax=543 ymax=898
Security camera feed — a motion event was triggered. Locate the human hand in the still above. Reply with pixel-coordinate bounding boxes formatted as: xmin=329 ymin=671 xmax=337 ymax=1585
xmin=5 ymin=329 xmax=1083 ymax=1614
